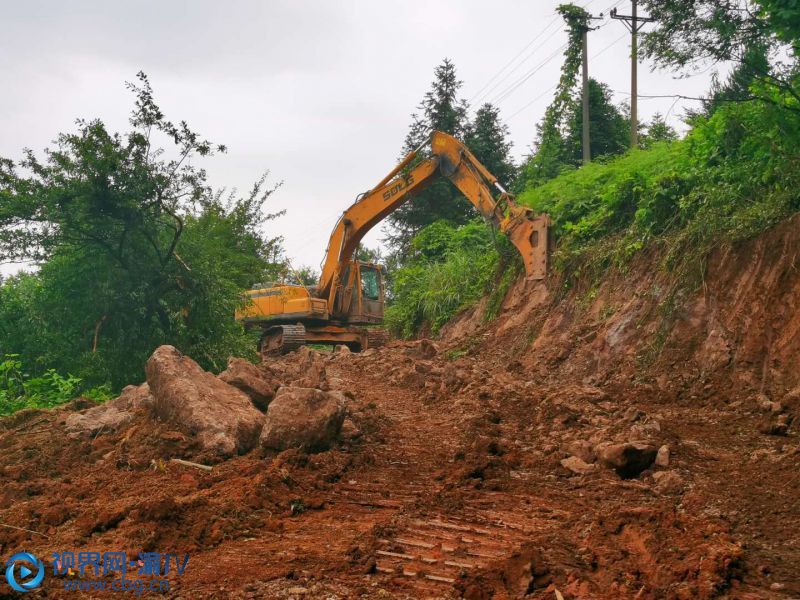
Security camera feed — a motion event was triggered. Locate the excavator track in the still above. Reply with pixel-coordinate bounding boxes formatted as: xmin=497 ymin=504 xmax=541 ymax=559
xmin=365 ymin=328 xmax=389 ymax=349
xmin=260 ymin=324 xmax=306 ymax=355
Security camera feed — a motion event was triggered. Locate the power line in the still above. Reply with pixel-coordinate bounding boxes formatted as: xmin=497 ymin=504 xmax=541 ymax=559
xmin=470 ymin=0 xmax=620 ymax=111
xmin=611 ymin=90 xmax=707 ymax=100
xmin=473 ymin=27 xmax=566 ymax=108
xmin=488 ymin=41 xmax=570 ymax=106
xmin=507 ymin=83 xmax=560 ymax=119
xmin=665 ymin=95 xmax=682 ymax=120
xmin=506 ymin=30 xmax=629 ymax=120
xmin=591 ymin=30 xmax=628 ymax=60
xmin=493 ymin=20 xmax=617 ymax=109
xmin=468 ymin=13 xmax=562 ymax=105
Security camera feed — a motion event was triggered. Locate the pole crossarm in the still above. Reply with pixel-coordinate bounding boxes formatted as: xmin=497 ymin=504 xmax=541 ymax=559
xmin=610 ymin=7 xmax=654 ymax=32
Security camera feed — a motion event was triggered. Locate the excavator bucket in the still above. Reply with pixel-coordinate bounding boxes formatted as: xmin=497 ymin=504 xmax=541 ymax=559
xmin=506 ymin=213 xmax=551 ymax=280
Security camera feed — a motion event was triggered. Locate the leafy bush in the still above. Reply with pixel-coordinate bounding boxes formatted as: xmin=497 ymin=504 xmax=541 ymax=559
xmin=385 ymin=221 xmax=507 ymax=337
xmin=0 ymin=355 xmax=112 ymax=416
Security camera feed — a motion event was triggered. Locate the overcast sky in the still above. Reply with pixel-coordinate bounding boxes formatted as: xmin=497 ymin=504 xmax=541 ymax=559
xmin=0 ymin=0 xmax=717 ymax=275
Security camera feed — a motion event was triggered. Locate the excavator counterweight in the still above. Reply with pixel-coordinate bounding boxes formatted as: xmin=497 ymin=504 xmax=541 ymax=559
xmin=236 ymin=131 xmax=551 ymax=353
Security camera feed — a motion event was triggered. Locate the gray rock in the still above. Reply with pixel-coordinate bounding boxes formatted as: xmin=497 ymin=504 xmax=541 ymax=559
xmin=655 ymin=445 xmax=670 ymax=467
xmin=65 ymin=383 xmax=152 ymax=437
xmin=291 ymin=347 xmax=327 ymax=389
xmin=218 ymin=357 xmax=279 ymax=411
xmin=561 ymin=456 xmax=597 ymax=475
xmin=565 ymin=440 xmax=595 ymax=464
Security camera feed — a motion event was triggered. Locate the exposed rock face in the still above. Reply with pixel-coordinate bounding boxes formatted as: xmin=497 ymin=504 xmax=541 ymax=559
xmin=597 ymin=442 xmax=657 ymax=478
xmin=219 ymin=357 xmax=280 ymax=411
xmin=145 ymin=345 xmax=264 ymax=459
xmin=260 ymin=386 xmax=346 ymax=452
xmin=65 ymin=383 xmax=152 ymax=437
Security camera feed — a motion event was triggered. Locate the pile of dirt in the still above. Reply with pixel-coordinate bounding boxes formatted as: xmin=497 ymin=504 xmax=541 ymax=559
xmin=1 ymin=216 xmax=799 ymax=598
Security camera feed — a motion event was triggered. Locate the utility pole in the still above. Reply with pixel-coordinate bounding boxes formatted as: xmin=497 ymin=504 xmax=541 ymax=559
xmin=611 ymin=0 xmax=654 ymax=149
xmin=581 ymin=27 xmax=590 ymax=165
xmin=575 ymin=14 xmax=604 ymax=165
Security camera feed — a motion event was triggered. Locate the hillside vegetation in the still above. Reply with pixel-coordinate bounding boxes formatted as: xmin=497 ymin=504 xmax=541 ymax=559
xmin=519 ymin=99 xmax=800 ymax=287
xmin=384 ymin=1 xmax=800 ymax=338
xmin=386 ymin=97 xmax=800 ymax=337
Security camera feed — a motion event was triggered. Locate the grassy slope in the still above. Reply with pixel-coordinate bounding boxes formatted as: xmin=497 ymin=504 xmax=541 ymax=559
xmin=517 ymin=100 xmax=800 ymax=288
xmin=386 ymin=99 xmax=800 ymax=337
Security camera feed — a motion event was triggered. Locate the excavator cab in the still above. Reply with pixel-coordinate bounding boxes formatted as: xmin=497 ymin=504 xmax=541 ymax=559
xmin=334 ymin=260 xmax=385 ymax=324
xmin=355 ymin=261 xmax=385 ymax=323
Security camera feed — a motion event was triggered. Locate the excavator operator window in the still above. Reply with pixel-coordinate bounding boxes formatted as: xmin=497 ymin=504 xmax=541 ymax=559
xmin=360 ymin=267 xmax=380 ymax=301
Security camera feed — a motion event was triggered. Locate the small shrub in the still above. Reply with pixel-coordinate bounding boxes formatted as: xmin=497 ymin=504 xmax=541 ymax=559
xmin=385 ymin=221 xmax=504 ymax=337
xmin=0 ymin=354 xmax=111 ymax=416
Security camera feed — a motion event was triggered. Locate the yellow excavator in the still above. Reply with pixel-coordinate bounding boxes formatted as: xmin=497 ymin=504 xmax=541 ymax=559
xmin=236 ymin=131 xmax=551 ymax=353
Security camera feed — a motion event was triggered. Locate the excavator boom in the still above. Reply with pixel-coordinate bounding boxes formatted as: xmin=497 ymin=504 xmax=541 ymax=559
xmin=317 ymin=131 xmax=550 ymax=308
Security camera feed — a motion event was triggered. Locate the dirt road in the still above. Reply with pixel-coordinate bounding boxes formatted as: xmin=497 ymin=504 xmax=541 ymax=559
xmin=2 ymin=338 xmax=797 ymax=599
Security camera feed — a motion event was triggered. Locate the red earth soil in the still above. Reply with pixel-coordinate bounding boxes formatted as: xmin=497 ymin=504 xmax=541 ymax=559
xmin=2 ymin=216 xmax=800 ymax=599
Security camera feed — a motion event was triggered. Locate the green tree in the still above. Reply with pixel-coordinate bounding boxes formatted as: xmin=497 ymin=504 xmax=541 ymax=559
xmin=464 ymin=103 xmax=516 ymax=187
xmin=517 ymin=4 xmax=591 ymax=189
xmin=0 ymin=73 xmax=285 ymax=388
xmin=386 ymin=59 xmax=472 ymax=250
xmin=384 ymin=221 xmax=500 ymax=337
xmin=758 ymin=0 xmax=800 ymax=46
xmin=356 ymin=244 xmax=383 ymax=264
xmin=640 ymin=112 xmax=678 ymax=148
xmin=563 ymin=79 xmax=630 ymax=164
xmin=288 ymin=265 xmax=319 ymax=287
xmin=701 ymin=44 xmax=773 ymax=116
xmin=639 ymin=0 xmax=800 ymax=111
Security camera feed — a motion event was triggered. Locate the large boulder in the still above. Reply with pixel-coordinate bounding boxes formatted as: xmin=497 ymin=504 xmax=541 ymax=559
xmin=218 ymin=357 xmax=280 ymax=411
xmin=564 ymin=439 xmax=595 ymax=464
xmin=65 ymin=383 xmax=152 ymax=437
xmin=145 ymin=346 xmax=264 ymax=459
xmin=260 ymin=386 xmax=346 ymax=452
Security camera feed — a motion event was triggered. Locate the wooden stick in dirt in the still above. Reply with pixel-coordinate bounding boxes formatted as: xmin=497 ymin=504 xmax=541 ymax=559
xmin=169 ymin=458 xmax=213 ymax=472
xmin=0 ymin=522 xmax=50 ymax=538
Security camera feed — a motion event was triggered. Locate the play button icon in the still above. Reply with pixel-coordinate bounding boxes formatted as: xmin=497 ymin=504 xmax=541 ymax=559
xmin=4 ymin=552 xmax=45 ymax=592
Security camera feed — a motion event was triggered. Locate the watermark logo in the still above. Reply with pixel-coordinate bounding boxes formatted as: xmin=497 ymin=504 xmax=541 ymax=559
xmin=5 ymin=552 xmax=45 ymax=593
xmin=4 ymin=550 xmax=187 ymax=594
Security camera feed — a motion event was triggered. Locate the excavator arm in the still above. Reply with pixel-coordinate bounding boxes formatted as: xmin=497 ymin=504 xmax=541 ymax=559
xmin=317 ymin=131 xmax=551 ymax=310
